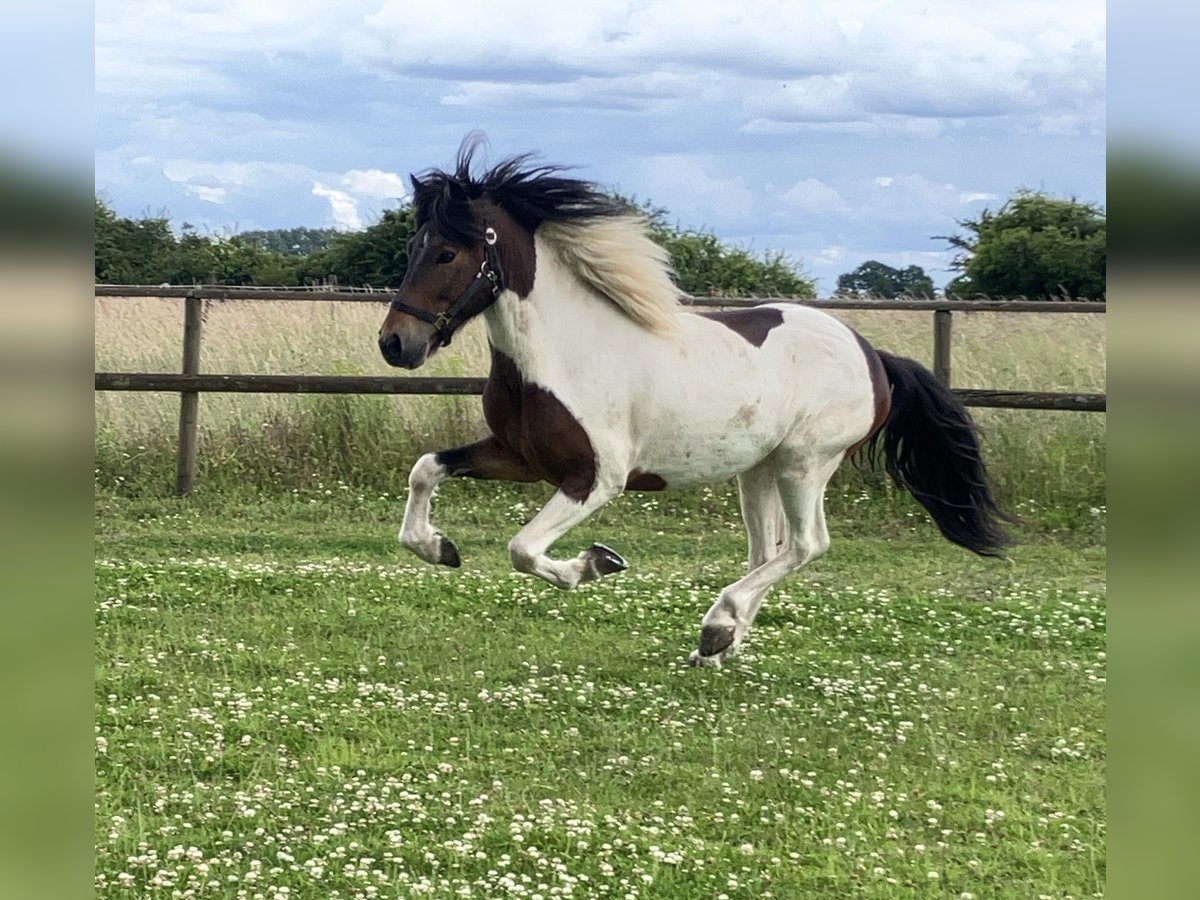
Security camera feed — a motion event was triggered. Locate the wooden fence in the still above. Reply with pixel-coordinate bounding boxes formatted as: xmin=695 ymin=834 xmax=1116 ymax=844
xmin=94 ymin=285 xmax=1106 ymax=495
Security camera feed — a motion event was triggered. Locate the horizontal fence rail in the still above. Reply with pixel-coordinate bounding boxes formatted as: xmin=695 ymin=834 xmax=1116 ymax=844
xmin=96 ymin=373 xmax=491 ymax=395
xmin=95 ymin=286 xmax=1106 ymax=494
xmin=95 ymin=283 xmax=1107 ymax=314
xmin=94 ymin=373 xmax=1106 ymax=412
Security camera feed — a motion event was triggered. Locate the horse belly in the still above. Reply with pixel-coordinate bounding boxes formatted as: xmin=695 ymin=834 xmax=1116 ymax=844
xmin=621 ymin=317 xmax=876 ymax=488
xmin=629 ymin=393 xmax=792 ymax=488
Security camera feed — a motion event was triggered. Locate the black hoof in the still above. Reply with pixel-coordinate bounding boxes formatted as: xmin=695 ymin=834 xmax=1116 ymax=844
xmin=438 ymin=536 xmax=461 ymax=568
xmin=697 ymin=624 xmax=736 ymax=659
xmin=585 ymin=542 xmax=628 ymax=577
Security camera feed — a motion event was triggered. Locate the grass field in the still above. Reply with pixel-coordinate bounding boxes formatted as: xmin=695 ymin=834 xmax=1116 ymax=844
xmin=95 ymin=484 xmax=1105 ymax=899
xmin=95 ymin=295 xmax=1106 ymax=896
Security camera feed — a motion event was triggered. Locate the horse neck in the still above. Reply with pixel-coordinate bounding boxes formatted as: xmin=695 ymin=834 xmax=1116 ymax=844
xmin=483 ymin=233 xmax=638 ymax=381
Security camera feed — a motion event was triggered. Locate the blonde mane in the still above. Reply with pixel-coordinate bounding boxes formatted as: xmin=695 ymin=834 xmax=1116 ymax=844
xmin=538 ymin=216 xmax=683 ymax=334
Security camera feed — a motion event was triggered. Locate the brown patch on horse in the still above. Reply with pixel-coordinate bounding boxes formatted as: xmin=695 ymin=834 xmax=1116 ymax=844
xmin=698 ymin=307 xmax=784 ymax=348
xmin=625 ymin=469 xmax=667 ymax=491
xmin=473 ymin=201 xmax=536 ymax=298
xmin=846 ymin=331 xmax=892 ymax=457
xmin=435 ymin=436 xmax=541 ymax=483
xmin=483 ymin=348 xmax=596 ymax=501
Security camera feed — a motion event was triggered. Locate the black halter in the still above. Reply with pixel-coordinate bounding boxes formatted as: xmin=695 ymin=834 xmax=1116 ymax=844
xmin=388 ymin=227 xmax=505 ymax=348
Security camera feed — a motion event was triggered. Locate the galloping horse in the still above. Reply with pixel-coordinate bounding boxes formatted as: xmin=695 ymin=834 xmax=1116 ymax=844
xmin=379 ymin=139 xmax=1012 ymax=666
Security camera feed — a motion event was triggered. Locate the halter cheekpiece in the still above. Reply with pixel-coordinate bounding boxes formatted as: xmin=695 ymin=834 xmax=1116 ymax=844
xmin=389 ymin=226 xmax=505 ymax=347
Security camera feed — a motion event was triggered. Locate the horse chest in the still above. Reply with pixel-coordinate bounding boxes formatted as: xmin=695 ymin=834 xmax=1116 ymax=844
xmin=482 ymin=350 xmax=598 ymax=501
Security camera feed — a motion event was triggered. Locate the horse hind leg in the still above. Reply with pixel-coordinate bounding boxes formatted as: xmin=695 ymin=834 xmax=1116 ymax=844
xmin=729 ymin=457 xmax=788 ymax=606
xmin=689 ymin=453 xmax=837 ymax=667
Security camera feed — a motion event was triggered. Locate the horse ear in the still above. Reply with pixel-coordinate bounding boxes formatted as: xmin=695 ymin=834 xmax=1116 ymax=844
xmin=445 ymin=179 xmax=469 ymax=202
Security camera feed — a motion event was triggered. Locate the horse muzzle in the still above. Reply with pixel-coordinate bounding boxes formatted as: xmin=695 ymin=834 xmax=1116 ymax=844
xmin=378 ymin=331 xmax=432 ymax=370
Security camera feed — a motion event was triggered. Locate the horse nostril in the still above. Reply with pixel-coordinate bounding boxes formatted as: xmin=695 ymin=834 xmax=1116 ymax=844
xmin=379 ymin=333 xmax=402 ymax=357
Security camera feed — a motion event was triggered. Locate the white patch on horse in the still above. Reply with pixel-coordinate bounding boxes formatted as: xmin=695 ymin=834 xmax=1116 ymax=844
xmin=399 ymin=452 xmax=450 ymax=564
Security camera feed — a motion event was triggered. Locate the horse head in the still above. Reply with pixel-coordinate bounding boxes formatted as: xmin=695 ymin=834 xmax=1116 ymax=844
xmin=378 ymin=173 xmax=506 ymax=369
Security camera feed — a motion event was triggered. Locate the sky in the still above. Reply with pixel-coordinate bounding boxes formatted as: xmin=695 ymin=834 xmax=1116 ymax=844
xmin=93 ymin=1 xmax=1106 ymax=293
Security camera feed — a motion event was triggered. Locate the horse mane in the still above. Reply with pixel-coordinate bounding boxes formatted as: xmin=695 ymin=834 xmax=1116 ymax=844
xmin=411 ymin=135 xmax=682 ymax=333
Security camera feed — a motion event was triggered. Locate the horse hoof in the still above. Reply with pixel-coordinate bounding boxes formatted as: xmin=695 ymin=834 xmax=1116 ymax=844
xmin=697 ymin=624 xmax=736 ymax=659
xmin=687 ymin=648 xmax=723 ymax=668
xmin=585 ymin=543 xmax=628 ymax=577
xmin=438 ymin=536 xmax=461 ymax=568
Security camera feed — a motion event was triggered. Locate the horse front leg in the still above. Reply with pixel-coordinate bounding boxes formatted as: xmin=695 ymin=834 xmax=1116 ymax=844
xmin=507 ymin=476 xmax=627 ymax=590
xmin=400 ymin=436 xmax=538 ymax=567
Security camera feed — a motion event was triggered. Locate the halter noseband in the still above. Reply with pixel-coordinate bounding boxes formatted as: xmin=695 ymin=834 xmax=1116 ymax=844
xmin=388 ymin=227 xmax=505 ymax=348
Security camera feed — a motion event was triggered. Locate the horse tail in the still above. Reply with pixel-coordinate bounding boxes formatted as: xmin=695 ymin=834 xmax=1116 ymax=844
xmin=866 ymin=351 xmax=1015 ymax=557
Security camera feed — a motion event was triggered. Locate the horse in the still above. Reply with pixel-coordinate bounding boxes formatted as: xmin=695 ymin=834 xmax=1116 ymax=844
xmin=378 ymin=139 xmax=1013 ymax=666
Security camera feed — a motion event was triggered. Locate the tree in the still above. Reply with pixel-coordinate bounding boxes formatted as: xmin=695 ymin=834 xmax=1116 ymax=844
xmin=941 ymin=190 xmax=1106 ymax=300
xmin=615 ymin=194 xmax=815 ymax=298
xmin=236 ymin=226 xmax=340 ymax=256
xmin=94 ymin=198 xmax=178 ymax=283
xmin=653 ymin=228 xmax=815 ymax=297
xmin=836 ymin=260 xmax=934 ymax=298
xmin=94 ymin=198 xmax=303 ymax=285
xmin=297 ymin=207 xmax=418 ymax=287
xmin=95 ymin=192 xmax=816 ymax=296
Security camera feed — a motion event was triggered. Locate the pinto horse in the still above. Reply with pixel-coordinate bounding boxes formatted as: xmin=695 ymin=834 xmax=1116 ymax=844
xmin=378 ymin=141 xmax=1012 ymax=666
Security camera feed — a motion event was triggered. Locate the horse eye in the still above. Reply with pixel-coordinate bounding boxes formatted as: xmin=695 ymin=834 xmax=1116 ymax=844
xmin=435 ymin=250 xmax=456 ymax=264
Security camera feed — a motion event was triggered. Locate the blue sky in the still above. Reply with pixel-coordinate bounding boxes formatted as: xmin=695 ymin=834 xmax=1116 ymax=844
xmin=94 ymin=1 xmax=1106 ymax=293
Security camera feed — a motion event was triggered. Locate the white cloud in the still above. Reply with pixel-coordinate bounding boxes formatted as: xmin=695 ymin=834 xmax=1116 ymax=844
xmin=340 ymin=169 xmax=409 ymax=201
xmin=161 ymin=159 xmax=313 ymax=187
xmin=96 ymin=1 xmax=1105 ymax=135
xmin=312 ymin=182 xmax=363 ymax=231
xmin=813 ymin=245 xmax=849 ymax=268
xmin=184 ymin=185 xmax=227 ymax=204
xmin=638 ymin=155 xmax=755 ymax=225
xmin=863 ymin=173 xmax=994 ymax=223
xmin=781 ymin=178 xmax=852 ymax=216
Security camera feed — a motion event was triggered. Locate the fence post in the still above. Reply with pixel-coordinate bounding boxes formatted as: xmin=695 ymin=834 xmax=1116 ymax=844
xmin=176 ymin=291 xmax=204 ymax=495
xmin=933 ymin=309 xmax=952 ymax=385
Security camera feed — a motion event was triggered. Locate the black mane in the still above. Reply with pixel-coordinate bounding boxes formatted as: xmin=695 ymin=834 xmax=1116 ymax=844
xmin=410 ymin=134 xmax=623 ymax=245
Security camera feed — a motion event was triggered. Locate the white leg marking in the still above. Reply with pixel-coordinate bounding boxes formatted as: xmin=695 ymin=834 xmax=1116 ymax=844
xmin=399 ymin=453 xmax=452 ymax=565
xmin=690 ymin=454 xmax=838 ymax=665
xmin=507 ymin=482 xmax=624 ymax=589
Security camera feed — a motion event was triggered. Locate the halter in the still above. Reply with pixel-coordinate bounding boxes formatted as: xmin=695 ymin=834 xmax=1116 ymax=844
xmin=388 ymin=227 xmax=505 ymax=348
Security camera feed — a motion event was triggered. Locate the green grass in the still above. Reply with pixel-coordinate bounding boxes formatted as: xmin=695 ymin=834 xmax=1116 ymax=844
xmin=95 ymin=483 xmax=1105 ymax=898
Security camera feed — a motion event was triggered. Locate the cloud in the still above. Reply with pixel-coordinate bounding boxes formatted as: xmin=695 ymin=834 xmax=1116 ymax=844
xmin=864 ymin=173 xmax=1000 ymax=224
xmin=184 ymin=185 xmax=227 ymax=204
xmin=637 ymin=154 xmax=756 ymax=225
xmin=96 ymin=1 xmax=1106 ymax=137
xmin=781 ymin=178 xmax=852 ymax=217
xmin=161 ymin=159 xmax=314 ymax=187
xmin=812 ymin=245 xmax=848 ymax=269
xmin=340 ymin=169 xmax=410 ymax=201
xmin=311 ymin=182 xmax=363 ymax=231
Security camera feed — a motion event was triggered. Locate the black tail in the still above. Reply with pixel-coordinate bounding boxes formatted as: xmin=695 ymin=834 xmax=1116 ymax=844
xmin=868 ymin=351 xmax=1015 ymax=557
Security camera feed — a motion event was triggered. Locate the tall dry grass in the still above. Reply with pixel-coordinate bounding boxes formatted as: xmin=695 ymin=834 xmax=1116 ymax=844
xmin=95 ymin=297 xmax=1105 ymax=526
